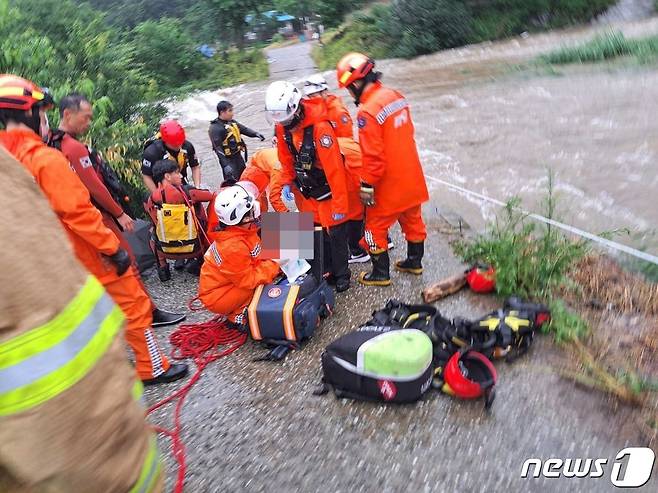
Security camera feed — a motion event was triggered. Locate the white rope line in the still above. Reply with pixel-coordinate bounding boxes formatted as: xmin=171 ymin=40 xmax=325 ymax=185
xmin=424 ymin=174 xmax=658 ymax=266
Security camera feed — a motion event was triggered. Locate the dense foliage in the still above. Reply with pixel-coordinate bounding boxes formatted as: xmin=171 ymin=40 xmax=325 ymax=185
xmin=314 ymin=0 xmax=619 ymax=66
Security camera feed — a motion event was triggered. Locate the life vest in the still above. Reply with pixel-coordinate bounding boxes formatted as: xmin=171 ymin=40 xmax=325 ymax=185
xmin=221 ymin=121 xmax=246 ymax=157
xmin=284 ymin=126 xmax=331 ymax=201
xmin=144 ymin=132 xmax=188 ymax=171
xmin=152 ymin=188 xmax=199 ymax=254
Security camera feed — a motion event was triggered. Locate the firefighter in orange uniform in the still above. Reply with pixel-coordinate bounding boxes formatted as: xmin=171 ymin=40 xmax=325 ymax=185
xmin=336 ymin=53 xmax=429 ymax=286
xmin=52 ymin=92 xmax=185 ymax=325
xmin=199 ymin=184 xmax=281 ymax=326
xmin=303 ymin=74 xmax=354 ymax=138
xmin=247 ymin=146 xmax=288 ymax=213
xmin=0 ymin=75 xmax=187 ymax=385
xmin=265 ymin=80 xmax=351 ymax=292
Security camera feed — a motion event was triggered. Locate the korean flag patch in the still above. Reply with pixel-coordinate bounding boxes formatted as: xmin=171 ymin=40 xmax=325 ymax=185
xmin=79 ymin=156 xmax=93 ymax=168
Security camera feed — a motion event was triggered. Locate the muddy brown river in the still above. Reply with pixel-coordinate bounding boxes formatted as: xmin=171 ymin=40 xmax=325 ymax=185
xmin=168 ymin=16 xmax=658 ymax=260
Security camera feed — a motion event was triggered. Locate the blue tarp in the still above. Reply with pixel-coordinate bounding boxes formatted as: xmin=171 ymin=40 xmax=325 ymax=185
xmin=246 ymin=11 xmax=295 ymax=23
xmin=197 ymin=44 xmax=216 ymax=58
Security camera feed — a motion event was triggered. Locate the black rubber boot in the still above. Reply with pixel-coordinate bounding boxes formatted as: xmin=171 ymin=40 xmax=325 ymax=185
xmin=328 ymin=222 xmax=350 ymax=291
xmin=395 ymin=241 xmax=424 ymax=275
xmin=358 ymin=251 xmax=391 ymax=286
xmin=142 ymin=363 xmax=189 ymax=386
xmin=158 ymin=264 xmax=171 ymax=282
xmin=185 ymin=257 xmax=203 ymax=276
xmin=152 ymin=308 xmax=186 ymax=327
xmin=173 ymin=258 xmax=186 ymax=270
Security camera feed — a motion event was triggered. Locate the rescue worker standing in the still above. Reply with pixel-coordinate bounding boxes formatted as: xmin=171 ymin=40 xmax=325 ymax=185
xmin=265 ymin=81 xmax=351 ymax=292
xmin=303 ymin=74 xmax=354 ymax=138
xmin=0 ymin=74 xmax=187 ymax=385
xmin=209 ymin=100 xmax=265 ymax=185
xmin=0 ymin=146 xmax=162 ymax=492
xmin=336 ymin=53 xmax=429 ymax=286
xmin=53 ymin=93 xmax=185 ymax=326
xmin=142 ymin=120 xmax=200 ymax=193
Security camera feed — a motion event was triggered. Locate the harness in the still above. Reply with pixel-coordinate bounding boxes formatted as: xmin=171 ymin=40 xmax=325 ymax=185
xmin=144 ymin=133 xmax=188 ymax=171
xmin=221 ymin=121 xmax=246 ymax=157
xmin=48 ymin=130 xmax=130 ymax=215
xmin=284 ymin=126 xmax=331 ymax=201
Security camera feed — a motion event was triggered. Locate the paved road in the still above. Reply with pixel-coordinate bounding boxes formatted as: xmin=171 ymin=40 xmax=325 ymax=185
xmin=265 ymin=41 xmax=318 ymax=82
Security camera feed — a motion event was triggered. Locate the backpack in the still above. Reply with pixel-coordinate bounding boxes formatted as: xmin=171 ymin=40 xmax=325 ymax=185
xmin=153 ymin=189 xmax=199 ymax=254
xmin=48 ymin=130 xmax=130 ymax=214
xmin=317 ymin=326 xmax=434 ymax=403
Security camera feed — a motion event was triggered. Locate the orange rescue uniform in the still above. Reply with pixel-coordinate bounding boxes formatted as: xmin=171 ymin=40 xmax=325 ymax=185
xmin=247 ymin=148 xmax=288 ymax=213
xmin=0 ymin=129 xmax=170 ymax=380
xmin=356 ymin=81 xmax=429 ymax=252
xmin=325 ymin=93 xmax=354 ymax=138
xmin=198 ymin=223 xmax=280 ymax=323
xmin=275 ymin=97 xmax=349 ymax=228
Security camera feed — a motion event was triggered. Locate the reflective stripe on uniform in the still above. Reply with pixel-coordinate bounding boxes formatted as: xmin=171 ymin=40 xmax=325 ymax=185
xmin=129 ymin=436 xmax=162 ymax=493
xmin=0 ymin=276 xmax=124 ymax=416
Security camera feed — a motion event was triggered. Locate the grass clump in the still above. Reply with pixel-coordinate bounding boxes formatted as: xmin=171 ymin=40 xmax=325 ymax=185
xmin=454 ymin=172 xmax=590 ymax=342
xmin=540 ymin=31 xmax=658 ymax=65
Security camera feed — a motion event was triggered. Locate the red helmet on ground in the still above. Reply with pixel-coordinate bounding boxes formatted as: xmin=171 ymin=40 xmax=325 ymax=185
xmin=336 ymin=52 xmax=376 ymax=89
xmin=466 ymin=263 xmax=496 ymax=293
xmin=159 ymin=120 xmax=186 ymax=148
xmin=441 ymin=349 xmax=497 ymax=409
xmin=0 ymin=74 xmax=54 ymax=111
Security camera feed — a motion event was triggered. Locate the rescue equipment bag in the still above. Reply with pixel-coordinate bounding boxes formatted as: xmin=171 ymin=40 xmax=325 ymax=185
xmin=153 ymin=190 xmax=198 ymax=254
xmin=247 ymin=273 xmax=335 ymax=346
xmin=317 ymin=326 xmax=434 ymax=403
xmin=284 ymin=126 xmax=332 ymax=201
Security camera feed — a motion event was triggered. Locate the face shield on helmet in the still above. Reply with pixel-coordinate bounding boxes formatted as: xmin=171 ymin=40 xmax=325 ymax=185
xmin=303 ymin=74 xmax=329 ymax=96
xmin=214 ymin=183 xmax=260 ymax=226
xmin=264 ymin=81 xmax=302 ymax=127
xmin=0 ymin=75 xmax=55 ymax=134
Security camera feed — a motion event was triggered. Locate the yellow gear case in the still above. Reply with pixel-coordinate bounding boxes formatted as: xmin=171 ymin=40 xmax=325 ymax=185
xmin=155 ymin=202 xmax=198 ymax=253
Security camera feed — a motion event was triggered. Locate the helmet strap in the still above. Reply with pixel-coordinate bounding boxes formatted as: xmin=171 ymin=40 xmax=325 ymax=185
xmin=283 ymin=105 xmax=304 ymax=131
xmin=348 ymin=71 xmax=381 ymax=106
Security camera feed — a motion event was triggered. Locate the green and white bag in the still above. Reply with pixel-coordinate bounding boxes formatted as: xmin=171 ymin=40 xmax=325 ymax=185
xmin=318 ymin=327 xmax=434 ymax=403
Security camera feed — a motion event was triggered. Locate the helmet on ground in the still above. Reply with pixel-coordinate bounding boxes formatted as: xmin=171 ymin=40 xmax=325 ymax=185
xmin=336 ymin=52 xmax=375 ymax=89
xmin=465 ymin=263 xmax=496 ymax=293
xmin=0 ymin=75 xmax=54 ymax=111
xmin=159 ymin=120 xmax=186 ymax=148
xmin=441 ymin=349 xmax=497 ymax=409
xmin=303 ymin=74 xmax=329 ymax=96
xmin=265 ymin=81 xmax=302 ymax=126
xmin=214 ymin=183 xmax=260 ymax=226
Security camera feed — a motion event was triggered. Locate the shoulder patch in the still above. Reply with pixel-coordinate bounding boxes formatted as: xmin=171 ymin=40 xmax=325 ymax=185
xmin=319 ymin=134 xmax=333 ymax=148
xmin=357 ymin=116 xmax=366 ymax=129
xmin=79 ymin=156 xmax=92 ymax=169
xmin=341 ymin=114 xmax=350 ymax=124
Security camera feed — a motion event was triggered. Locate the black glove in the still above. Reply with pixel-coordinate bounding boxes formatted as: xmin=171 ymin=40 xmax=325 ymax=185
xmin=256 ymin=133 xmax=265 ymax=141
xmin=105 ymin=248 xmax=131 ymax=276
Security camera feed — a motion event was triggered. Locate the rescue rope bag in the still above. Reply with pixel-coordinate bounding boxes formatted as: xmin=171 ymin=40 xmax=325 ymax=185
xmin=284 ymin=126 xmax=332 ymax=201
xmin=316 ymin=326 xmax=434 ymax=403
xmin=154 ymin=189 xmax=198 ymax=254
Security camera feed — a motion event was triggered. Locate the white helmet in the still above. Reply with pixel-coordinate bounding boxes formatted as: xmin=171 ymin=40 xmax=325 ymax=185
xmin=303 ymin=74 xmax=329 ymax=96
xmin=265 ymin=81 xmax=302 ymax=125
xmin=214 ymin=183 xmax=260 ymax=226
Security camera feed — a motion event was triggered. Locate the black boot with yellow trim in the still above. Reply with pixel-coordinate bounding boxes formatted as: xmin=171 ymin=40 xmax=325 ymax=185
xmin=358 ymin=250 xmax=391 ymax=286
xmin=395 ymin=241 xmax=424 ymax=275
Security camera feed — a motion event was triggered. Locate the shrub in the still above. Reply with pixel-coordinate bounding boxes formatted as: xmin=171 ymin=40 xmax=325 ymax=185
xmin=390 ymin=0 xmax=474 ymax=58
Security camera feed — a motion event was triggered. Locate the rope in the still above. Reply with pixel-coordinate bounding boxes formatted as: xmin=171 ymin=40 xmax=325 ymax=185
xmin=424 ymin=174 xmax=658 ymax=266
xmin=145 ymin=313 xmax=247 ymax=493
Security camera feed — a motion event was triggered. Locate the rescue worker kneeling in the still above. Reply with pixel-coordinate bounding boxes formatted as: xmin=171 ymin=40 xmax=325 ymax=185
xmin=198 ymin=184 xmax=281 ymax=328
xmin=146 ymin=159 xmax=214 ymax=281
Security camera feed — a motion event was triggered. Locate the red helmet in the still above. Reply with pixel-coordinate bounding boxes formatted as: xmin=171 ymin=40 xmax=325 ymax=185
xmin=0 ymin=75 xmax=54 ymax=111
xmin=336 ymin=52 xmax=375 ymax=88
xmin=159 ymin=120 xmax=186 ymax=148
xmin=466 ymin=263 xmax=496 ymax=293
xmin=442 ymin=349 xmax=497 ymax=408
